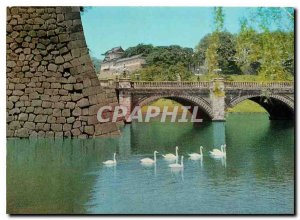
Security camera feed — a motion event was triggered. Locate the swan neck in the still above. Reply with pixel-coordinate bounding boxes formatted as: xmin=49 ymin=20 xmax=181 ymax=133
xmin=113 ymin=153 xmax=116 ymax=162
xmin=200 ymin=147 xmax=203 ymax=156
xmin=154 ymin=152 xmax=157 ymax=162
xmin=176 ymin=148 xmax=178 ymax=157
xmin=181 ymin=157 xmax=183 ymax=166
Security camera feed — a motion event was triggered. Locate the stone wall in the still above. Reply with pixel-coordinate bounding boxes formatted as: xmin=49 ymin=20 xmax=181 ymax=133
xmin=6 ymin=6 xmax=120 ymax=138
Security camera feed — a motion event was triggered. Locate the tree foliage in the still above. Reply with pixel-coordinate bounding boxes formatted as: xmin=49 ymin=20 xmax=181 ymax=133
xmin=214 ymin=7 xmax=225 ymax=32
xmin=122 ymin=44 xmax=154 ymax=58
xmin=132 ymin=64 xmax=193 ymax=81
xmin=122 ymin=7 xmax=294 ymax=81
xmin=196 ymin=32 xmax=241 ymax=75
xmin=234 ymin=8 xmax=294 ymax=80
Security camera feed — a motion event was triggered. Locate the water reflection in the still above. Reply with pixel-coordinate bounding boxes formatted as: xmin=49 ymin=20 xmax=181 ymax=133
xmin=212 ymin=122 xmax=226 ymax=148
xmin=7 ymin=114 xmax=294 ymax=214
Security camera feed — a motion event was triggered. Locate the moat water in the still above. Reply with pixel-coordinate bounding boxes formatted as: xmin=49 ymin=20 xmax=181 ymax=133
xmin=7 ymin=114 xmax=294 ymax=214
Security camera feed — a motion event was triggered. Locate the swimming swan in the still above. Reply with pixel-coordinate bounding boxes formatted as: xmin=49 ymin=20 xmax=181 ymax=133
xmin=209 ymin=145 xmax=226 ymax=157
xmin=103 ymin=153 xmax=117 ymax=165
xmin=169 ymin=156 xmax=184 ymax=169
xmin=163 ymin=146 xmax=178 ymax=160
xmin=140 ymin=151 xmax=158 ymax=164
xmin=189 ymin=146 xmax=203 ymax=160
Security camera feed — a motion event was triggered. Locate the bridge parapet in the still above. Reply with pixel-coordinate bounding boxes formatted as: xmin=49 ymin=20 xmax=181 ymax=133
xmin=115 ymin=79 xmax=293 ymax=90
xmin=224 ymin=81 xmax=294 ymax=90
xmin=122 ymin=81 xmax=211 ymax=89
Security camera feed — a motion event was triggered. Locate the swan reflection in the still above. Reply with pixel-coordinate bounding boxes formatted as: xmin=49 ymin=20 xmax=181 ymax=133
xmin=140 ymin=161 xmax=157 ymax=177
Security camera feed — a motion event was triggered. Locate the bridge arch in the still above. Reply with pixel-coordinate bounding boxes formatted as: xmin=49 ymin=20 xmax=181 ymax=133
xmin=135 ymin=94 xmax=214 ymax=120
xmin=227 ymin=94 xmax=294 ymax=120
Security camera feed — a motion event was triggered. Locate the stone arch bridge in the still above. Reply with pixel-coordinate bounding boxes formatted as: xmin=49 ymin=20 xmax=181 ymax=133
xmin=108 ymin=78 xmax=294 ymax=122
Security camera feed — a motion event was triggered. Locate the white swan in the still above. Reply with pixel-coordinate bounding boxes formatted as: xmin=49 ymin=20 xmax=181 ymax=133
xmin=140 ymin=151 xmax=158 ymax=164
xmin=103 ymin=153 xmax=117 ymax=165
xmin=162 ymin=146 xmax=178 ymax=160
xmin=209 ymin=144 xmax=226 ymax=157
xmin=169 ymin=156 xmax=184 ymax=169
xmin=189 ymin=146 xmax=203 ymax=160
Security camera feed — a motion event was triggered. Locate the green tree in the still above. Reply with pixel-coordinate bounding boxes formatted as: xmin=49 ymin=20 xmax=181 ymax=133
xmin=132 ymin=63 xmax=193 ymax=81
xmin=204 ymin=7 xmax=225 ymax=75
xmin=196 ymin=32 xmax=240 ymax=75
xmin=205 ymin=32 xmax=219 ymax=74
xmin=236 ymin=9 xmax=294 ymax=80
xmin=258 ymin=31 xmax=293 ymax=80
xmin=214 ymin=7 xmax=225 ymax=32
xmin=122 ymin=44 xmax=154 ymax=58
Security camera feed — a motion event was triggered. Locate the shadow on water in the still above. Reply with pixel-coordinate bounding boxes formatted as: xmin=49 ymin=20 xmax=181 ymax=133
xmin=7 ymin=138 xmax=119 ymax=214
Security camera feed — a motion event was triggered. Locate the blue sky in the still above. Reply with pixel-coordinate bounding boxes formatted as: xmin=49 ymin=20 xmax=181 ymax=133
xmin=80 ymin=7 xmax=288 ymax=59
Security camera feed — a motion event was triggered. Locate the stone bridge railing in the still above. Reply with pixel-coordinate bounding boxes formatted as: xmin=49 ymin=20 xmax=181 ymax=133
xmin=113 ymin=80 xmax=294 ymax=90
xmin=224 ymin=81 xmax=294 ymax=89
xmin=132 ymin=81 xmax=211 ymax=89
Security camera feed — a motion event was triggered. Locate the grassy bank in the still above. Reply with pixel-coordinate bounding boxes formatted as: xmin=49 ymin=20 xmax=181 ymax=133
xmin=142 ymin=99 xmax=266 ymax=113
xmin=226 ymin=100 xmax=266 ymax=113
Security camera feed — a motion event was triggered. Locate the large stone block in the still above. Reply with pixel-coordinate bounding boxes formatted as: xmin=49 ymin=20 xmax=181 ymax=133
xmin=71 ymin=128 xmax=81 ymax=136
xmin=63 ymin=123 xmax=72 ymax=131
xmin=53 ymin=102 xmax=64 ymax=109
xmin=77 ymin=98 xmax=89 ymax=107
xmin=36 ymin=123 xmax=45 ymax=131
xmin=8 ymin=121 xmax=21 ymax=130
xmin=18 ymin=113 xmax=28 ymax=121
xmin=28 ymin=113 xmax=35 ymax=121
xmin=34 ymin=107 xmax=43 ymax=114
xmin=62 ymin=109 xmax=70 ymax=117
xmin=43 ymin=123 xmax=50 ymax=131
xmin=15 ymin=127 xmax=29 ymax=137
xmin=71 ymin=93 xmax=83 ymax=101
xmin=65 ymin=102 xmax=75 ymax=109
xmin=48 ymin=63 xmax=58 ymax=72
xmin=73 ymin=120 xmax=81 ymax=128
xmin=42 ymin=101 xmax=52 ymax=108
xmin=45 ymin=131 xmax=54 ymax=138
xmin=72 ymin=107 xmax=81 ymax=116
xmin=56 ymin=117 xmax=66 ymax=124
xmin=84 ymin=125 xmax=94 ymax=135
xmin=53 ymin=109 xmax=61 ymax=117
xmin=47 ymin=115 xmax=56 ymax=124
xmin=24 ymin=121 xmax=35 ymax=130
xmin=31 ymin=99 xmax=42 ymax=106
xmin=66 ymin=117 xmax=75 ymax=124
xmin=51 ymin=123 xmax=62 ymax=132
xmin=35 ymin=115 xmax=48 ymax=123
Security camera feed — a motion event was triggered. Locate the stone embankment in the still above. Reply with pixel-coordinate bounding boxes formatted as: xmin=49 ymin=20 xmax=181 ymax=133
xmin=6 ymin=7 xmax=120 ymax=138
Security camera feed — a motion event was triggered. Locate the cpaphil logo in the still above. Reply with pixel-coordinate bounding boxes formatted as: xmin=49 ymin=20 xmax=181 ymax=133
xmin=97 ymin=105 xmax=203 ymax=123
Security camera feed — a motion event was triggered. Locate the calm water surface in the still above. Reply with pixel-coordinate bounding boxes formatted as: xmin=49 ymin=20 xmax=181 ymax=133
xmin=7 ymin=114 xmax=294 ymax=214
